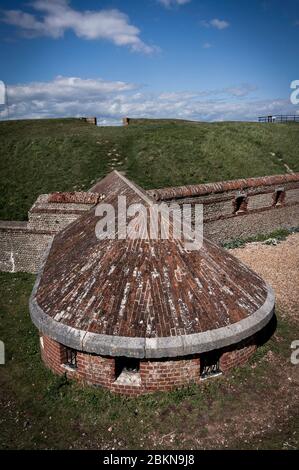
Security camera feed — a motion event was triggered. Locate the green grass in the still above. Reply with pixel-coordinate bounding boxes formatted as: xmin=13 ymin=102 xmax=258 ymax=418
xmin=1 ymin=118 xmax=299 ymax=220
xmin=222 ymin=227 xmax=299 ymax=249
xmin=0 ymin=272 xmax=298 ymax=450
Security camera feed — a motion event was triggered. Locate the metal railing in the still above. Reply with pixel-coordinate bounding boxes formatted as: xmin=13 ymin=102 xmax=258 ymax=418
xmin=258 ymin=115 xmax=299 ymax=123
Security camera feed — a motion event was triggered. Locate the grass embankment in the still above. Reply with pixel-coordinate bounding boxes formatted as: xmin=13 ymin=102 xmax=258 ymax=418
xmin=0 ymin=272 xmax=298 ymax=450
xmin=0 ymin=118 xmax=298 ymax=220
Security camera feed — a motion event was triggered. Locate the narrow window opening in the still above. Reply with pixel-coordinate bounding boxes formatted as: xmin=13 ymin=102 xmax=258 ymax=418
xmin=115 ymin=357 xmax=140 ymax=379
xmin=233 ymin=193 xmax=248 ymax=214
xmin=273 ymin=188 xmax=285 ymax=206
xmin=114 ymin=357 xmax=141 ymax=386
xmin=63 ymin=347 xmax=77 ymax=369
xmin=200 ymin=351 xmax=222 ymax=380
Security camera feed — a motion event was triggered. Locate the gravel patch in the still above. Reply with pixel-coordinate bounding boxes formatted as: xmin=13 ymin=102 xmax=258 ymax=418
xmin=230 ymin=233 xmax=299 ymax=323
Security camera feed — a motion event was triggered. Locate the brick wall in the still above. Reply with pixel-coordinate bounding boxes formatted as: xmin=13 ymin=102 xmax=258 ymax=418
xmin=28 ymin=211 xmax=86 ymax=233
xmin=28 ymin=193 xmax=96 ymax=232
xmin=41 ymin=334 xmax=66 ymax=376
xmin=139 ymin=357 xmax=200 ymax=392
xmin=80 ymin=117 xmax=97 ymax=125
xmin=0 ymin=194 xmax=96 ymax=273
xmin=0 ymin=222 xmax=53 ymax=273
xmin=220 ymin=338 xmax=257 ymax=373
xmin=148 ymin=173 xmax=299 ymax=245
xmin=40 ymin=333 xmax=257 ymax=396
xmin=1 ymin=173 xmax=298 ymax=273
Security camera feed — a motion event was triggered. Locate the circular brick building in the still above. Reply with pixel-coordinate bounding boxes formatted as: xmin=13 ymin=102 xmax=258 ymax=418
xmin=30 ymin=171 xmax=275 ymax=396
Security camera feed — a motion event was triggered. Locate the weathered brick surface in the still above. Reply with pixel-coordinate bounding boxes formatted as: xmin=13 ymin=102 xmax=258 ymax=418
xmin=40 ymin=333 xmax=257 ymax=396
xmin=80 ymin=117 xmax=97 ymax=126
xmin=28 ymin=193 xmax=95 ymax=232
xmin=48 ymin=192 xmax=99 ymax=204
xmin=0 ymin=224 xmax=53 ymax=273
xmin=0 ymin=194 xmax=95 ymax=273
xmin=123 ymin=117 xmax=130 ymax=126
xmin=220 ymin=340 xmax=257 ymax=372
xmin=0 ymin=173 xmax=298 ymax=273
xmin=151 ymin=176 xmax=299 ymax=245
xmin=41 ymin=335 xmax=66 ymax=376
xmin=139 ymin=357 xmax=201 ymax=392
xmin=148 ymin=173 xmax=299 ymax=200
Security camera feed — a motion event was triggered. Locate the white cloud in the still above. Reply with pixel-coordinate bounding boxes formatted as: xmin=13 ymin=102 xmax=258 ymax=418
xmin=158 ymin=0 xmax=191 ymax=7
xmin=210 ymin=18 xmax=230 ymax=30
xmin=7 ymin=76 xmax=138 ymax=104
xmin=2 ymin=0 xmax=155 ymax=53
xmin=223 ymin=84 xmax=257 ymax=97
xmin=158 ymin=91 xmax=199 ymax=100
xmin=1 ymin=76 xmax=291 ymax=124
xmin=200 ymin=18 xmax=230 ymax=30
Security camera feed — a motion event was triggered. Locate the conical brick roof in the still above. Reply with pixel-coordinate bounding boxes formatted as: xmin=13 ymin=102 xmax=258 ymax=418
xmin=30 ymin=171 xmax=274 ymax=358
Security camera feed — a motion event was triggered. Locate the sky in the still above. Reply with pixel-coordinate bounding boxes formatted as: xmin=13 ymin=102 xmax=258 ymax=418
xmin=0 ymin=0 xmax=298 ymax=124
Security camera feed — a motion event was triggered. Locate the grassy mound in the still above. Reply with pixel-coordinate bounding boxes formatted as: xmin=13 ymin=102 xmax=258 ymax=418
xmin=0 ymin=118 xmax=298 ymax=220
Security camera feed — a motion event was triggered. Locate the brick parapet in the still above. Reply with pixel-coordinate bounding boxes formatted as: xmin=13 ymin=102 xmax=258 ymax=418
xmin=147 ymin=174 xmax=299 ymax=245
xmin=148 ymin=173 xmax=299 ymax=201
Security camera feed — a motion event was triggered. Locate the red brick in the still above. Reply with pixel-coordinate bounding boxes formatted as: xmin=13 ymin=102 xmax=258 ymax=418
xmin=40 ymin=333 xmax=259 ymax=396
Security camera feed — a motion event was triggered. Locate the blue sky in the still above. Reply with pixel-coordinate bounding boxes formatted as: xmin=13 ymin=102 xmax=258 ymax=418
xmin=0 ymin=0 xmax=298 ymax=123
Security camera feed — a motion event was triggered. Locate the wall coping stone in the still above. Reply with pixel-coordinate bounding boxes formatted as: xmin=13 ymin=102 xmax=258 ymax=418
xmin=148 ymin=173 xmax=299 ymax=201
